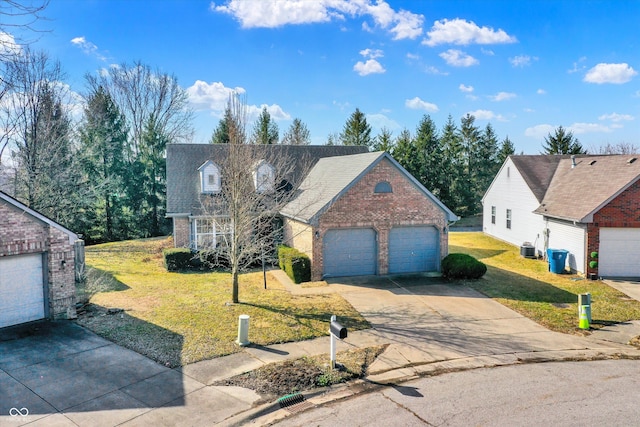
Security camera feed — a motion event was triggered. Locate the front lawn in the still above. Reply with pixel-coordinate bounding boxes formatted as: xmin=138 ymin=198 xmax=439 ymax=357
xmin=77 ymin=237 xmax=369 ymax=367
xmin=450 ymin=232 xmax=640 ymax=334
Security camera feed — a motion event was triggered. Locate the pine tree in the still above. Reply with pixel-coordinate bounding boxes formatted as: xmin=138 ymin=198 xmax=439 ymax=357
xmin=251 ymin=107 xmax=279 ymax=144
xmin=282 ymin=118 xmax=310 ymax=145
xmin=439 ymin=115 xmax=461 ymax=213
xmin=457 ymin=114 xmax=481 ymax=215
xmin=541 ymin=126 xmax=586 ymax=154
xmin=210 ymin=106 xmax=232 ymax=144
xmin=473 ymin=123 xmax=501 ymax=208
xmin=340 ymin=108 xmax=372 ymax=147
xmin=497 ymin=135 xmax=516 ymax=163
xmin=413 ymin=115 xmax=444 ymax=197
xmin=372 ymin=127 xmax=394 ymax=152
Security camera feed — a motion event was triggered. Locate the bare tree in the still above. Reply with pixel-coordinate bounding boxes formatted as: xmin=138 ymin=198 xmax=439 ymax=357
xmin=0 ymin=0 xmax=49 ymax=63
xmin=200 ymin=94 xmax=311 ymax=303
xmin=594 ymin=142 xmax=640 ymax=155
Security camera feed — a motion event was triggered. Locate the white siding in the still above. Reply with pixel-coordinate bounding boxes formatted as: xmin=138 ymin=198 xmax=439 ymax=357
xmin=546 ymin=219 xmax=586 ymax=273
xmin=599 ymin=228 xmax=640 ymax=278
xmin=482 ymin=158 xmax=546 ymax=255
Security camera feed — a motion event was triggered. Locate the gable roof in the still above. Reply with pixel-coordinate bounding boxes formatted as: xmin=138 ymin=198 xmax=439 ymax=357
xmin=166 ymin=143 xmax=369 ymax=216
xmin=533 ymin=155 xmax=640 ymax=222
xmin=0 ymin=191 xmax=78 ymax=244
xmin=280 ymin=151 xmax=458 ymax=225
xmin=509 ymin=155 xmax=565 ymax=202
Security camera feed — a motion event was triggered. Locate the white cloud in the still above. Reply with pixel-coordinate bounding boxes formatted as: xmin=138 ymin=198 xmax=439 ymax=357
xmin=490 ymin=92 xmax=516 ymax=101
xmin=423 ymin=18 xmax=516 ymax=46
xmin=439 ymin=49 xmax=478 ymax=67
xmin=510 ymin=55 xmax=537 ymax=67
xmin=568 ymin=122 xmax=612 ymax=134
xmin=537 ymin=89 xmax=546 ymax=95
xmin=247 ymin=103 xmax=291 ymax=122
xmin=525 ymin=124 xmax=555 ymax=138
xmin=568 ymin=56 xmax=587 ymax=74
xmin=366 ymin=113 xmax=401 ymax=130
xmin=424 ymin=65 xmax=448 ymax=75
xmin=353 ymin=59 xmax=385 ymax=76
xmin=213 ymin=0 xmax=423 ymax=40
xmin=598 ymin=112 xmax=634 ymax=122
xmin=466 ymin=109 xmax=506 ymax=121
xmin=481 ymin=48 xmax=494 ymax=56
xmin=0 ymin=32 xmax=21 ymax=57
xmin=70 ymin=36 xmax=106 ymax=61
xmin=406 ymin=52 xmax=419 ymax=60
xmin=459 ymin=84 xmax=474 ymax=93
xmin=584 ymin=63 xmax=637 ymax=84
xmin=405 ymin=97 xmax=438 ymax=112
xmin=360 ymin=48 xmax=383 ymax=59
xmin=186 ymin=80 xmax=247 ymax=112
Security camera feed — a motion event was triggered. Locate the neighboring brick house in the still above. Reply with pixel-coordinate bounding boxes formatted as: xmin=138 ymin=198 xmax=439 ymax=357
xmin=0 ymin=191 xmax=79 ymax=328
xmin=166 ymin=145 xmax=458 ymax=281
xmin=483 ymin=154 xmax=640 ymax=278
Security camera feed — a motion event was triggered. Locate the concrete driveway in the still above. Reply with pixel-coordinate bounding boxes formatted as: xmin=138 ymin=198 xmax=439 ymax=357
xmin=0 ymin=321 xmax=258 ymax=426
xmin=327 ymin=275 xmax=630 ymax=377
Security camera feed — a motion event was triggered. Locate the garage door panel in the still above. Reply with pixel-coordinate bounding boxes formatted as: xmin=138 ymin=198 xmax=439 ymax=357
xmin=0 ymin=253 xmax=46 ymax=328
xmin=323 ymin=229 xmax=376 ymax=277
xmin=389 ymin=226 xmax=439 ymax=274
xmin=599 ymin=228 xmax=640 ymax=278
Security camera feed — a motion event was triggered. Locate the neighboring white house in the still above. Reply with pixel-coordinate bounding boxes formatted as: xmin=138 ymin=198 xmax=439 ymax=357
xmin=483 ymin=154 xmax=640 ymax=278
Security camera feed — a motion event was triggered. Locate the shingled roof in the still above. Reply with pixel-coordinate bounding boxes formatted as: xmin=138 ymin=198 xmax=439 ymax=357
xmin=533 ymin=155 xmax=640 ymax=222
xmin=280 ymin=151 xmax=458 ymax=225
xmin=166 ymin=144 xmax=369 ymax=216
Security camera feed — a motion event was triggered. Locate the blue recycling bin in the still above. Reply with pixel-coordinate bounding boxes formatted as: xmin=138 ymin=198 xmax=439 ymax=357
xmin=547 ymin=249 xmax=568 ymax=274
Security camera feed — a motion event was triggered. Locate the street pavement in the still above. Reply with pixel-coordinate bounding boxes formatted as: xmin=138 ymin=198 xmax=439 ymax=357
xmin=2 ymin=272 xmax=640 ymax=426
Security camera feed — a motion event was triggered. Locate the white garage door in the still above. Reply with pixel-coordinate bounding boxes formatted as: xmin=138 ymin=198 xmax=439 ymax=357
xmin=599 ymin=228 xmax=640 ymax=278
xmin=0 ymin=253 xmax=46 ymax=328
xmin=323 ymin=228 xmax=377 ymax=277
xmin=388 ymin=226 xmax=439 ymax=274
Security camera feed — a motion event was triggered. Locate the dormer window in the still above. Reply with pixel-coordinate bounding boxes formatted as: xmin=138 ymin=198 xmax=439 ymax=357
xmin=198 ymin=160 xmax=221 ymax=193
xmin=374 ymin=181 xmax=392 ymax=193
xmin=253 ymin=160 xmax=275 ymax=194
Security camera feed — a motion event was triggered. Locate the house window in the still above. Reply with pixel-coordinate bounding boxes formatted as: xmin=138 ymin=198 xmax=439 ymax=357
xmin=506 ymin=209 xmax=512 ymax=229
xmin=192 ymin=217 xmax=232 ymax=250
xmin=374 ymin=181 xmax=392 ymax=193
xmin=253 ymin=160 xmax=275 ymax=194
xmin=199 ymin=161 xmax=221 ymax=193
xmin=491 ymin=206 xmax=496 ymax=224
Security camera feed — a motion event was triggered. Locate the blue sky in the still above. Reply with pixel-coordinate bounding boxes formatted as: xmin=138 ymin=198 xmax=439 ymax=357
xmin=16 ymin=0 xmax=640 ymax=153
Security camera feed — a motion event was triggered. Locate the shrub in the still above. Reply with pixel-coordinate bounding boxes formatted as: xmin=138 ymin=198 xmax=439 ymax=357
xmin=442 ymin=253 xmax=487 ymax=279
xmin=278 ymin=245 xmax=311 ymax=284
xmin=163 ymin=248 xmax=193 ymax=271
xmin=198 ymin=249 xmax=231 ymax=270
xmin=589 ymin=260 xmax=598 ymax=269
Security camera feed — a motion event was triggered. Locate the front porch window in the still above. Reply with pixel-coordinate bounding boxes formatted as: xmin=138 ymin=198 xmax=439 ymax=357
xmin=192 ymin=217 xmax=232 ymax=250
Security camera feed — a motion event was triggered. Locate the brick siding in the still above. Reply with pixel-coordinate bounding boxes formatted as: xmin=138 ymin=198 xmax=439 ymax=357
xmin=173 ymin=217 xmax=190 ymax=248
xmin=0 ymin=200 xmax=76 ymax=321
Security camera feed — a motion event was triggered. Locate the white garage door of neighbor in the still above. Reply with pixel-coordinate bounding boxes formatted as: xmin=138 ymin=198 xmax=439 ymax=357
xmin=599 ymin=228 xmax=640 ymax=278
xmin=323 ymin=228 xmax=377 ymax=278
xmin=0 ymin=253 xmax=46 ymax=328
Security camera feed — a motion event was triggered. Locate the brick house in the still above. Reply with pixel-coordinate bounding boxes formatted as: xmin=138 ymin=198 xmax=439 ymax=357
xmin=0 ymin=191 xmax=79 ymax=328
xmin=166 ymin=145 xmax=458 ymax=281
xmin=483 ymin=154 xmax=640 ymax=278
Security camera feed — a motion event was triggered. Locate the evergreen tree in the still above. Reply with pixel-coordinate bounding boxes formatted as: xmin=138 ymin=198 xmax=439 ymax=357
xmin=79 ymin=86 xmax=129 ymax=242
xmin=413 ymin=115 xmax=444 ymax=198
xmin=325 ymin=132 xmax=339 ymax=146
xmin=210 ymin=106 xmax=232 ymax=144
xmin=473 ymin=123 xmax=501 ymax=207
xmin=282 ymin=118 xmax=310 ymax=145
xmin=251 ymin=106 xmax=278 ymax=144
xmin=372 ymin=127 xmax=394 ymax=152
xmin=541 ymin=126 xmax=586 ymax=154
xmin=457 ymin=114 xmax=481 ymax=215
xmin=340 ymin=108 xmax=372 ymax=147
xmin=439 ymin=115 xmax=461 ymax=213
xmin=497 ymin=135 xmax=516 ymax=163
xmin=391 ymin=129 xmax=415 ymax=177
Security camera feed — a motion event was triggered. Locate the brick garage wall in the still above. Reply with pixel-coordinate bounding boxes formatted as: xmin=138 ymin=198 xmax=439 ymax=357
xmin=311 ymin=158 xmax=448 ymax=280
xmin=0 ymin=201 xmax=76 ymax=320
xmin=282 ymin=218 xmax=313 ymax=260
xmin=173 ymin=217 xmax=190 ymax=247
xmin=587 ymin=179 xmax=640 ymax=276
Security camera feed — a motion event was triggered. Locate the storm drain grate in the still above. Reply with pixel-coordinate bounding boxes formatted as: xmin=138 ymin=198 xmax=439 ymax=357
xmin=277 ymin=393 xmax=315 ymax=414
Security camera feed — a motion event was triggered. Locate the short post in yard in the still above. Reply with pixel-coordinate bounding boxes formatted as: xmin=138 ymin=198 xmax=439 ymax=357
xmin=329 ymin=315 xmax=348 ymax=369
xmin=237 ymin=314 xmax=250 ymax=346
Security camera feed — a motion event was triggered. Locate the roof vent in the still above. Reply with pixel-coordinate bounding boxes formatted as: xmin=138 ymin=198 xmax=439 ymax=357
xmin=571 ymin=155 xmax=577 ymax=168
xmin=589 ymin=160 xmax=597 ymax=166
xmin=628 ymin=157 xmax=637 ymax=164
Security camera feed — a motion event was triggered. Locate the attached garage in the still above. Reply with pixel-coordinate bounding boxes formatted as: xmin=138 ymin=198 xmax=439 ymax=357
xmin=388 ymin=226 xmax=439 ymax=274
xmin=0 ymin=254 xmax=46 ymax=328
xmin=599 ymin=228 xmax=640 ymax=278
xmin=323 ymin=228 xmax=377 ymax=277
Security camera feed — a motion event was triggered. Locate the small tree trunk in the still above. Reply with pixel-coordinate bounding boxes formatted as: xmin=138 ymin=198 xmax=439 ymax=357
xmin=232 ymin=266 xmax=239 ymax=303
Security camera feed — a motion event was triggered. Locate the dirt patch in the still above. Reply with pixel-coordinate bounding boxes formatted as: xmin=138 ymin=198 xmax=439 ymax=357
xmin=215 ymin=345 xmax=387 ymax=401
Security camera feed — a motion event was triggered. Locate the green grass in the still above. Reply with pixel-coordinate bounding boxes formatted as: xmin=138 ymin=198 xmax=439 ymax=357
xmin=78 ymin=237 xmax=369 ymax=367
xmin=450 ymin=232 xmax=640 ymax=334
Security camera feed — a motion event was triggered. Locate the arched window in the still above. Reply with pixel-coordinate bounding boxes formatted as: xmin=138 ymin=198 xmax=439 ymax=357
xmin=198 ymin=160 xmax=221 ymax=193
xmin=374 ymin=181 xmax=392 ymax=193
xmin=253 ymin=160 xmax=275 ymax=193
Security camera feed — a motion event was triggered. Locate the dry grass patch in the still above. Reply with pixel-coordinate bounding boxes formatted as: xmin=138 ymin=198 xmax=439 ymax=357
xmin=450 ymin=232 xmax=640 ymax=334
xmin=78 ymin=237 xmax=369 ymax=367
